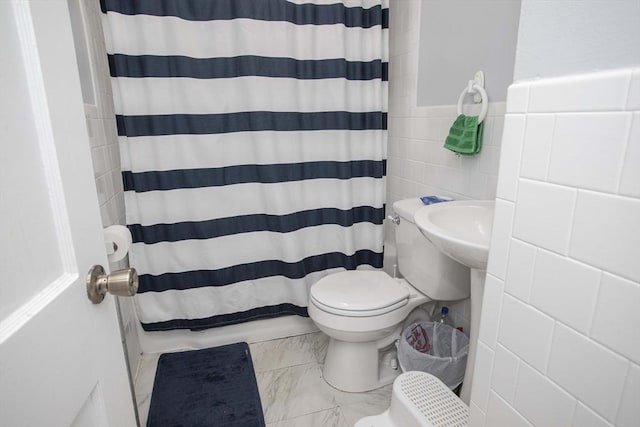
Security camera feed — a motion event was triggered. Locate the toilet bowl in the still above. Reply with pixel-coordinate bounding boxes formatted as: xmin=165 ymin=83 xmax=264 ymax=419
xmin=308 ymin=198 xmax=470 ymax=393
xmin=308 ymin=271 xmax=429 ymax=392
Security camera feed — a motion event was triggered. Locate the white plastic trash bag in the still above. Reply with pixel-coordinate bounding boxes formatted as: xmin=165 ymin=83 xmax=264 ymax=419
xmin=398 ymin=321 xmax=469 ymax=390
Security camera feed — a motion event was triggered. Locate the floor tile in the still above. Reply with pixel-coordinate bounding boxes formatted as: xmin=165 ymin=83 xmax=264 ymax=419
xmin=334 ymin=384 xmax=393 ymax=426
xmin=134 ymin=352 xmax=160 ymax=427
xmin=249 ymin=334 xmax=318 ymax=373
xmin=133 ymin=333 xmax=394 ymax=426
xmin=136 ymin=393 xmax=151 ymax=427
xmin=135 ymin=353 xmax=160 ymax=395
xmin=308 ymin=331 xmax=330 ymax=364
xmin=266 ymin=407 xmax=348 ymax=427
xmin=256 ymin=362 xmax=338 ymax=423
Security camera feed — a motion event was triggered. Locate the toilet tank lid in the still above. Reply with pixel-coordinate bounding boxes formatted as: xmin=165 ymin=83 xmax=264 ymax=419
xmin=393 ymin=198 xmax=426 ymax=224
xmin=311 ymin=271 xmax=409 ymax=312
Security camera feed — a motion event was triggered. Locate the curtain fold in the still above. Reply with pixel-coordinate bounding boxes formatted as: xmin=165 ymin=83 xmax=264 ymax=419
xmin=101 ymin=0 xmax=389 ymax=331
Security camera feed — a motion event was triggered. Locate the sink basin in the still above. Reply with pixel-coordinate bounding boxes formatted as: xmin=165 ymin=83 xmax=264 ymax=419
xmin=414 ymin=200 xmax=494 ymax=271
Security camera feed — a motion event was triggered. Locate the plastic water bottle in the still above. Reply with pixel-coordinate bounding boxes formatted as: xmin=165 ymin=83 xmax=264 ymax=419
xmin=436 ymin=306 xmax=454 ymax=327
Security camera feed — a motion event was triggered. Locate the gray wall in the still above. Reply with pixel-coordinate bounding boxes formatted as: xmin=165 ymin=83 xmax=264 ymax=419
xmin=416 ymin=0 xmax=521 ymax=106
xmin=514 ymin=0 xmax=640 ymax=81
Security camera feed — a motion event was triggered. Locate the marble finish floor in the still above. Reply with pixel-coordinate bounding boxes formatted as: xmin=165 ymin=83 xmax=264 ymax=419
xmin=134 ymin=332 xmax=393 ymax=426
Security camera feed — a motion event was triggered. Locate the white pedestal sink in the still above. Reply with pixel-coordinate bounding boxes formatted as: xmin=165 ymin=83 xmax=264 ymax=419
xmin=414 ymin=200 xmax=494 ymax=404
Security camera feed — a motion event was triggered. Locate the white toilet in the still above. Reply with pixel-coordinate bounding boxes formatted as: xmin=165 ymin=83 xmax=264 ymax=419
xmin=308 ymin=198 xmax=470 ymax=392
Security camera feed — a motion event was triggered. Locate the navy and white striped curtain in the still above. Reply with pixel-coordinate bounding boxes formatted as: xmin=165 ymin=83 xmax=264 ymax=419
xmin=101 ymin=0 xmax=389 ymax=331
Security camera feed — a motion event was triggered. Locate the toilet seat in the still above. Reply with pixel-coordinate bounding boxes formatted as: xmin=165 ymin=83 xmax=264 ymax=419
xmin=310 ymin=271 xmax=409 ymax=317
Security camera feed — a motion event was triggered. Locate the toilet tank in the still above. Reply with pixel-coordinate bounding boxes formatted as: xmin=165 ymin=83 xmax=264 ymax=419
xmin=392 ymin=198 xmax=470 ymax=301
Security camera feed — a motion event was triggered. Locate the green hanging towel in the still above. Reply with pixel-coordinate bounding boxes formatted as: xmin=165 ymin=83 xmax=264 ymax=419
xmin=444 ymin=114 xmax=484 ymax=155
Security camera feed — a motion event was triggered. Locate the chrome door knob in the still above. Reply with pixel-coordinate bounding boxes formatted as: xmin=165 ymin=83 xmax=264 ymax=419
xmin=86 ymin=265 xmax=138 ymax=304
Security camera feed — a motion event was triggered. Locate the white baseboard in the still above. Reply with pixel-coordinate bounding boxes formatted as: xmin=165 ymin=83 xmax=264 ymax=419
xmin=136 ymin=315 xmax=319 ymax=354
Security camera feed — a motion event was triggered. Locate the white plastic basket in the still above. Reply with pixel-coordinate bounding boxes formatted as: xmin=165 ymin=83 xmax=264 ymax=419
xmin=354 ymin=371 xmax=468 ymax=427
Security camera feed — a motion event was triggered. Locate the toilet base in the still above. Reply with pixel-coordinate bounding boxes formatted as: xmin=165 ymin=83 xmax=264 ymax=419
xmin=322 ymin=327 xmax=402 ymax=392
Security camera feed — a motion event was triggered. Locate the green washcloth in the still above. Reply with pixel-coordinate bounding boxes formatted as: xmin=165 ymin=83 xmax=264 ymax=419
xmin=444 ymin=114 xmax=484 ymax=155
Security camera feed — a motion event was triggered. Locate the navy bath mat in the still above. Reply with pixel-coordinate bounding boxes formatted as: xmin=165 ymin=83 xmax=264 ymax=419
xmin=146 ymin=342 xmax=265 ymax=427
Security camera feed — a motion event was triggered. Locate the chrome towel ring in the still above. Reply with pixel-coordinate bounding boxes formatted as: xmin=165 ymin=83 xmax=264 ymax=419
xmin=456 ymin=71 xmax=489 ymax=124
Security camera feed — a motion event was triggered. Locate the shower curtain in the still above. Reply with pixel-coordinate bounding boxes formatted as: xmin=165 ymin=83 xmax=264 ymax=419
xmin=101 ymin=0 xmax=389 ymax=331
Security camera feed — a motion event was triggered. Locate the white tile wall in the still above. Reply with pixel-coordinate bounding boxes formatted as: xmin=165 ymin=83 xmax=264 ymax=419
xmin=490 ymin=344 xmax=520 ymax=404
xmin=504 ymin=239 xmax=536 ymax=302
xmin=529 ymin=249 xmax=601 ymax=334
xmin=477 ymin=273 xmax=504 ymax=349
xmin=495 ymin=115 xmax=525 ymax=201
xmin=470 ymin=341 xmax=495 ymax=411
xmin=485 ymin=392 xmax=532 ymax=427
xmin=387 ymin=0 xmax=505 ymax=203
xmin=520 ymin=114 xmax=555 ymax=180
xmin=527 ymin=70 xmax=631 ymax=113
xmin=628 ymin=71 xmax=640 ymax=110
xmin=590 ymin=274 xmax=640 ymax=364
xmin=547 ymin=113 xmax=631 ymax=192
xmin=619 ymin=113 xmax=640 ymax=197
xmin=616 ymin=363 xmax=640 ymax=427
xmin=468 ymin=402 xmax=486 ymax=427
xmin=473 ymin=67 xmax=640 ymax=426
xmin=512 ymin=179 xmax=576 ymax=254
xmin=486 ymin=199 xmax=515 ymax=280
xmin=570 ymin=191 xmax=640 ymax=282
xmin=573 ymin=403 xmax=613 ymax=427
xmin=497 ymin=295 xmax=554 ymax=373
xmin=505 ymin=83 xmax=530 ymax=114
xmin=387 ymin=0 xmax=506 ymax=328
xmin=547 ymin=324 xmax=628 ymax=421
xmin=513 ymin=362 xmax=576 ymax=427
xmin=76 ymin=0 xmax=140 ymax=379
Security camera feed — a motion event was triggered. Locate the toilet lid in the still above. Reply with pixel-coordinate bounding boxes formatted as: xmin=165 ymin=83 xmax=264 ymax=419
xmin=310 ymin=271 xmax=409 ymax=315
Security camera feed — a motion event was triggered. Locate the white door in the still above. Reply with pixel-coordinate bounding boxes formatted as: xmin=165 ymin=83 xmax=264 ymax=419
xmin=0 ymin=1 xmax=136 ymax=426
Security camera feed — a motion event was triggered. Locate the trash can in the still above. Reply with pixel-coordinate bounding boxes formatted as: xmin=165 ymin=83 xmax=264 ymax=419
xmin=397 ymin=321 xmax=469 ymax=390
